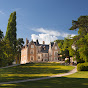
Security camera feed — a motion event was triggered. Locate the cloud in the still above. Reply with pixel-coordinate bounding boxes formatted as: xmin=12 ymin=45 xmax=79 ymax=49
xmin=0 ymin=11 xmax=4 ymax=14
xmin=31 ymin=28 xmax=76 ymax=44
xmin=32 ymin=28 xmax=61 ymax=36
xmin=32 ymin=28 xmax=76 ymax=38
xmin=31 ymin=34 xmax=58 ymax=44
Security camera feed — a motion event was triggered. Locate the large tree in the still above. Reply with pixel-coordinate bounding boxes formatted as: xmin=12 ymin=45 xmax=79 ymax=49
xmin=76 ymin=33 xmax=88 ymax=62
xmin=69 ymin=16 xmax=88 ymax=35
xmin=69 ymin=16 xmax=88 ymax=62
xmin=5 ymin=11 xmax=17 ymax=52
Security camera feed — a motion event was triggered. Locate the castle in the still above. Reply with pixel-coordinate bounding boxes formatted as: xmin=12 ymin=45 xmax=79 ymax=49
xmin=21 ymin=38 xmax=60 ymax=64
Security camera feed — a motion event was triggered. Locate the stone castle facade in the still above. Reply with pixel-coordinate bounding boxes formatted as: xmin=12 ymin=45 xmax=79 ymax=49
xmin=21 ymin=39 xmax=60 ymax=64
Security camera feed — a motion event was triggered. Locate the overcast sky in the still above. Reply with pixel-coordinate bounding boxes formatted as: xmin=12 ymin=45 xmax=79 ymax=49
xmin=0 ymin=0 xmax=88 ymax=44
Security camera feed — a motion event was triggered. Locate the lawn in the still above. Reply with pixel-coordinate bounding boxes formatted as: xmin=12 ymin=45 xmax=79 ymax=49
xmin=0 ymin=71 xmax=88 ymax=88
xmin=0 ymin=62 xmax=74 ymax=82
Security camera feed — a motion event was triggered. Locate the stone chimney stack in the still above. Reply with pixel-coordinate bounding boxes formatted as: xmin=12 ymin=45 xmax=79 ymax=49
xmin=26 ymin=38 xmax=29 ymax=45
xmin=43 ymin=41 xmax=45 ymax=44
xmin=36 ymin=39 xmax=39 ymax=45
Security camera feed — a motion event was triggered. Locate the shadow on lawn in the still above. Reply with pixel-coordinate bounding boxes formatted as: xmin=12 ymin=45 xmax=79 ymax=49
xmin=0 ymin=63 xmax=72 ymax=82
xmin=0 ymin=69 xmax=69 ymax=82
xmin=0 ymin=77 xmax=88 ymax=88
xmin=0 ymin=63 xmax=69 ymax=74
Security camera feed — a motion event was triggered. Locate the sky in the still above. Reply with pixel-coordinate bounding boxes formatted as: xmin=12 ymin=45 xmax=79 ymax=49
xmin=0 ymin=0 xmax=88 ymax=44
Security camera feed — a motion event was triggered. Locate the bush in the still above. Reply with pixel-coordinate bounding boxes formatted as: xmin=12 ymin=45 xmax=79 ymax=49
xmin=65 ymin=59 xmax=69 ymax=63
xmin=77 ymin=63 xmax=88 ymax=71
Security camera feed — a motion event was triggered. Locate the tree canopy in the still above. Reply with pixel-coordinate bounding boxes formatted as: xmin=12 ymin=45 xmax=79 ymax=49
xmin=69 ymin=16 xmax=88 ymax=62
xmin=0 ymin=11 xmax=24 ymax=67
xmin=69 ymin=16 xmax=88 ymax=35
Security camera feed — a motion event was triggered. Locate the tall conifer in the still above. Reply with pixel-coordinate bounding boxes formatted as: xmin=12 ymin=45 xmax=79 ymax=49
xmin=5 ymin=11 xmax=17 ymax=52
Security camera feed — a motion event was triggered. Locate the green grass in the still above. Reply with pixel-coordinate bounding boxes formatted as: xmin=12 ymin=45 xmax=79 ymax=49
xmin=0 ymin=62 xmax=74 ymax=82
xmin=0 ymin=71 xmax=88 ymax=88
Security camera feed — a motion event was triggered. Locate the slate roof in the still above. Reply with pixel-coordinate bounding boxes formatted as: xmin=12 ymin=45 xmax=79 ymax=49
xmin=41 ymin=45 xmax=49 ymax=53
xmin=33 ymin=40 xmax=50 ymax=53
xmin=23 ymin=39 xmax=55 ymax=53
xmin=22 ymin=40 xmax=55 ymax=52
xmin=50 ymin=42 xmax=54 ymax=48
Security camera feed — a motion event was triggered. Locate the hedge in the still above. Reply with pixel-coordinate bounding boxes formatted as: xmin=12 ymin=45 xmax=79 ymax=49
xmin=77 ymin=63 xmax=88 ymax=71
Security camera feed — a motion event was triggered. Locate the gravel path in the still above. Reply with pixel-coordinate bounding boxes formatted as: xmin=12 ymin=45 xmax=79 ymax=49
xmin=0 ymin=64 xmax=20 ymax=69
xmin=0 ymin=66 xmax=77 ymax=84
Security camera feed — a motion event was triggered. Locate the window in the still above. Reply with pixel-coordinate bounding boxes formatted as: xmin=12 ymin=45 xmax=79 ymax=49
xmin=38 ymin=56 xmax=40 ymax=59
xmin=43 ymin=54 xmax=45 ymax=57
xmin=38 ymin=49 xmax=40 ymax=53
xmin=30 ymin=56 xmax=34 ymax=61
xmin=31 ymin=45 xmax=34 ymax=48
xmin=54 ymin=51 xmax=58 ymax=56
xmin=54 ymin=57 xmax=58 ymax=61
xmin=45 ymin=59 xmax=48 ymax=61
xmin=55 ymin=46 xmax=57 ymax=50
xmin=45 ymin=54 xmax=47 ymax=57
xmin=30 ymin=50 xmax=34 ymax=54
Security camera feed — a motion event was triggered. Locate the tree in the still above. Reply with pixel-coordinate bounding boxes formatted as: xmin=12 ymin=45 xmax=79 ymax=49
xmin=57 ymin=38 xmax=72 ymax=59
xmin=0 ymin=29 xmax=4 ymax=41
xmin=16 ymin=38 xmax=24 ymax=64
xmin=69 ymin=16 xmax=88 ymax=35
xmin=0 ymin=30 xmax=5 ymax=66
xmin=55 ymin=40 xmax=64 ymax=52
xmin=17 ymin=38 xmax=24 ymax=52
xmin=69 ymin=16 xmax=88 ymax=62
xmin=4 ymin=40 xmax=14 ymax=65
xmin=76 ymin=33 xmax=88 ymax=62
xmin=5 ymin=11 xmax=17 ymax=53
xmin=60 ymin=49 xmax=69 ymax=59
xmin=0 ymin=39 xmax=14 ymax=66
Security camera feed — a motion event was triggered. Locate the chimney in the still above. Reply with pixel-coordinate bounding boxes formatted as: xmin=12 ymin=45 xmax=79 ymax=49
xmin=27 ymin=40 xmax=29 ymax=44
xmin=43 ymin=46 xmax=46 ymax=50
xmin=54 ymin=42 xmax=56 ymax=45
xmin=26 ymin=38 xmax=29 ymax=45
xmin=43 ymin=41 xmax=45 ymax=44
xmin=36 ymin=39 xmax=39 ymax=45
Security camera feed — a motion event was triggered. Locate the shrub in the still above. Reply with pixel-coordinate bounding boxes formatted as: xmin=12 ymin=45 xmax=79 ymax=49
xmin=77 ymin=63 xmax=88 ymax=71
xmin=65 ymin=59 xmax=69 ymax=63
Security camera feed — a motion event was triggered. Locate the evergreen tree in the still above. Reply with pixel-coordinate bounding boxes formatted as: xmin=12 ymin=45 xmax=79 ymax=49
xmin=5 ymin=11 xmax=17 ymax=53
xmin=0 ymin=29 xmax=3 ymax=41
